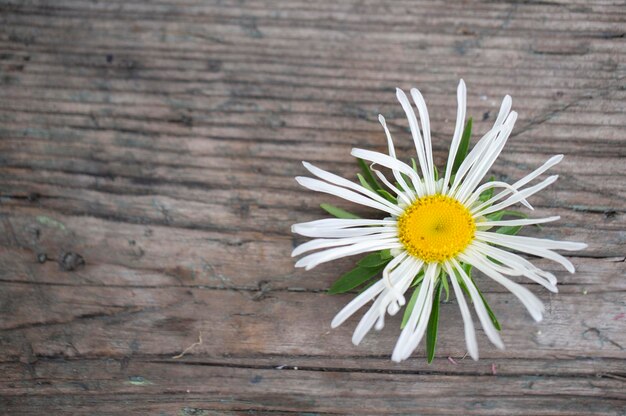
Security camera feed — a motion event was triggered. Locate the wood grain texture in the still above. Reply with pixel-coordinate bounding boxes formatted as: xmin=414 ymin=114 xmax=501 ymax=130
xmin=0 ymin=0 xmax=625 ymax=414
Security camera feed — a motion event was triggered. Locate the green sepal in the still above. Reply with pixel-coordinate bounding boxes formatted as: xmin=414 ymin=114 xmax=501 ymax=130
xmin=320 ymin=203 xmax=360 ymax=219
xmin=451 ymin=117 xmax=473 ymax=175
xmin=328 ymin=263 xmax=386 ymax=294
xmin=426 ymin=282 xmax=443 ymax=363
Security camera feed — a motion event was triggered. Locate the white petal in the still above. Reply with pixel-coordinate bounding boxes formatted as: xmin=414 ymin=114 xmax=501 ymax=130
xmin=464 ymin=180 xmax=533 ymax=211
xmin=302 ymin=161 xmax=403 ymax=215
xmin=446 ymin=116 xmax=511 ymax=197
xmin=475 ymin=232 xmax=585 ymax=273
xmin=476 ymin=231 xmax=587 ymax=252
xmin=296 ymin=176 xmax=401 ymax=216
xmin=477 ymin=216 xmax=560 ymax=228
xmin=378 ymin=114 xmax=416 ymax=200
xmin=391 ymin=263 xmax=438 ymax=362
xmin=295 ymin=238 xmax=401 ymax=270
xmin=473 ymin=175 xmax=558 ymax=216
xmin=470 ymin=241 xmax=558 ymax=291
xmin=292 ymin=233 xmax=399 ymax=257
xmin=454 ymin=112 xmax=518 ymax=202
xmin=443 ymin=79 xmax=467 ymax=193
xmin=351 ymin=148 xmax=425 ymax=196
xmin=371 ymin=164 xmax=413 ymax=206
xmin=331 ymin=252 xmax=408 ymax=328
xmin=471 ymin=154 xmax=563 ymax=214
xmin=293 ymin=218 xmax=395 ymax=231
xmin=410 ymin=87 xmax=435 ymax=193
xmin=293 ymin=226 xmax=397 ymax=239
xmin=396 ymin=88 xmax=433 ymax=192
xmin=461 ymin=251 xmax=544 ymax=322
xmin=450 ymin=258 xmax=504 ymax=350
xmin=351 ymin=255 xmax=419 ymax=345
xmin=443 ymin=262 xmax=478 ymax=360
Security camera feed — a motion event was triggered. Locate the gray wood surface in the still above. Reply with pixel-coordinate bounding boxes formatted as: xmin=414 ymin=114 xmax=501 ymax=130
xmin=0 ymin=0 xmax=625 ymax=414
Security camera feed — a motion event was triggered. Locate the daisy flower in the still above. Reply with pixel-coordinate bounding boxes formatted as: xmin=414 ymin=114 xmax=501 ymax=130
xmin=291 ymin=80 xmax=587 ymax=362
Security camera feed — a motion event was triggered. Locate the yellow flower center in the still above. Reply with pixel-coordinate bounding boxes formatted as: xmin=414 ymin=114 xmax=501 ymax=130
xmin=397 ymin=194 xmax=475 ymax=263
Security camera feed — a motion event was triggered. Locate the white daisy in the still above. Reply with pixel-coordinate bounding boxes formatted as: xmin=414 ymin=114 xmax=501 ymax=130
xmin=291 ymin=80 xmax=587 ymax=362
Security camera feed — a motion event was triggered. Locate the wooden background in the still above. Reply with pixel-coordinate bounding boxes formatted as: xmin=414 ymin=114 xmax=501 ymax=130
xmin=1 ymin=1 xmax=625 ymax=414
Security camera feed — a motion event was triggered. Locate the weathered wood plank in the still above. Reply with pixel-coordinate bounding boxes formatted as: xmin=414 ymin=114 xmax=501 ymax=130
xmin=0 ymin=0 xmax=624 ymax=414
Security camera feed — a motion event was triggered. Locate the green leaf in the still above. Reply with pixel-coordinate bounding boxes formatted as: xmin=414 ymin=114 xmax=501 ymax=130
xmin=426 ymin=283 xmax=443 ymax=363
xmin=357 ymin=252 xmax=391 ymax=268
xmin=357 ymin=158 xmax=382 ymax=190
xmin=320 ymin=203 xmax=360 ymax=219
xmin=401 ymin=285 xmax=420 ymax=329
xmin=328 ymin=264 xmax=385 ymax=294
xmin=451 ymin=117 xmax=473 ymax=175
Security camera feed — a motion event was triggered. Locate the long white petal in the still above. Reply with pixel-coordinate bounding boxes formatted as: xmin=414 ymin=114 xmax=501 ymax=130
xmin=371 ymin=166 xmax=413 ymax=206
xmin=450 ymin=258 xmax=504 ymax=350
xmin=378 ymin=115 xmax=416 ymax=200
xmin=296 ymin=176 xmax=401 ymax=216
xmin=443 ymin=261 xmax=478 ymax=360
xmin=292 ymin=233 xmax=399 ymax=257
xmin=473 ymin=175 xmax=558 ymax=216
xmin=443 ymin=79 xmax=467 ymax=193
xmin=396 ymin=88 xmax=432 ymax=191
xmin=391 ymin=263 xmax=438 ymax=362
xmin=476 ymin=231 xmax=587 ymax=252
xmin=410 ymin=87 xmax=435 ymax=193
xmin=464 ymin=181 xmax=533 ymax=210
xmin=352 ymin=256 xmax=420 ymax=345
xmin=471 ymin=154 xmax=563 ymax=214
xmin=477 ymin=216 xmax=560 ymax=228
xmin=470 ymin=241 xmax=558 ymax=291
xmin=292 ymin=226 xmax=396 ymax=239
xmin=351 ymin=148 xmax=425 ymax=196
xmin=295 ymin=238 xmax=402 ymax=270
xmin=331 ymin=252 xmax=408 ymax=328
xmin=446 ymin=117 xmax=509 ymax=197
xmin=302 ymin=162 xmax=404 ymax=215
xmin=454 ymin=112 xmax=518 ymax=202
xmin=475 ymin=232 xmax=585 ymax=273
xmin=293 ymin=218 xmax=395 ymax=230
xmin=461 ymin=251 xmax=544 ymax=322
